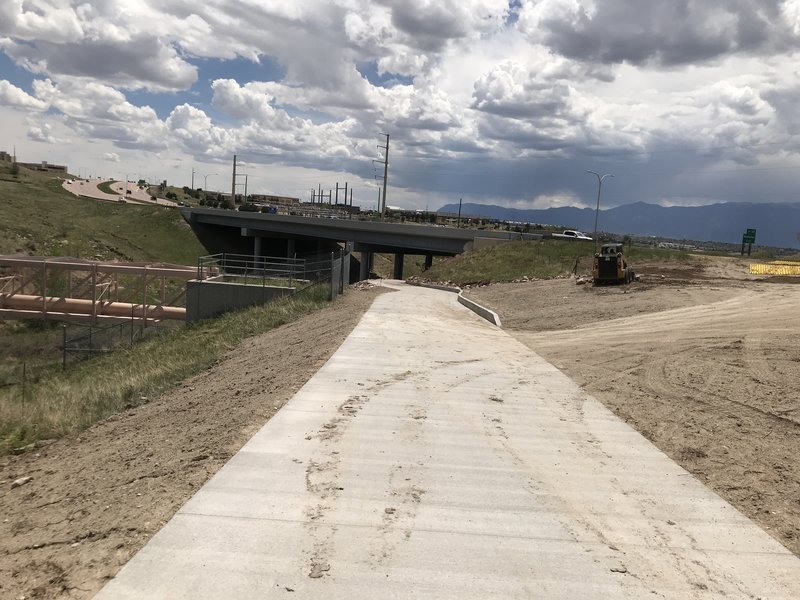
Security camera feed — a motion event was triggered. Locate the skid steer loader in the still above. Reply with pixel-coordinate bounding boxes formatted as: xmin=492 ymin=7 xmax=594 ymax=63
xmin=593 ymin=243 xmax=635 ymax=285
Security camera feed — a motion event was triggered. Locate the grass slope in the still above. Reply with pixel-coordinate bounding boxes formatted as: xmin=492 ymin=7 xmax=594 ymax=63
xmin=0 ymin=162 xmax=214 ymax=448
xmin=0 ymin=163 xmax=205 ymax=263
xmin=419 ymin=240 xmax=691 ymax=286
xmin=0 ymin=285 xmax=329 ymax=452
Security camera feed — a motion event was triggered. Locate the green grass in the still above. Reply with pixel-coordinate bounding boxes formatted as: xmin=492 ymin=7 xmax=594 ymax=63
xmin=0 ymin=161 xmax=211 ymax=431
xmin=372 ymin=253 xmax=431 ymax=279
xmin=0 ymin=321 xmax=64 ymax=389
xmin=148 ymin=184 xmax=204 ymax=206
xmin=418 ymin=240 xmax=692 ymax=286
xmin=0 ymin=285 xmax=330 ymax=452
xmin=96 ymin=180 xmax=117 ymax=195
xmin=747 ymin=249 xmax=800 ymax=262
xmin=0 ymin=162 xmax=206 ymax=262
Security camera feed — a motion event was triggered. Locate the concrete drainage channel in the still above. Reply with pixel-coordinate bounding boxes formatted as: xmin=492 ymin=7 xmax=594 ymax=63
xmin=407 ymin=281 xmax=502 ymax=327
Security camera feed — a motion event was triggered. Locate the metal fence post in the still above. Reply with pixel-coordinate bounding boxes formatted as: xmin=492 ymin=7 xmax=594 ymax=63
xmin=339 ymin=249 xmax=345 ymax=295
xmin=330 ymin=252 xmax=335 ymax=301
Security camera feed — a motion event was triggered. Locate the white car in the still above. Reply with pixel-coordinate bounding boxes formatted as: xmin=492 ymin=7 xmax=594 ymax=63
xmin=553 ymin=229 xmax=592 ymax=240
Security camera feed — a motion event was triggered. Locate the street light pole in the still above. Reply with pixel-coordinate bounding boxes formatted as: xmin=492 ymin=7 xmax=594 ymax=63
xmin=202 ymin=173 xmax=218 ymax=191
xmin=587 ymin=170 xmax=614 ymax=248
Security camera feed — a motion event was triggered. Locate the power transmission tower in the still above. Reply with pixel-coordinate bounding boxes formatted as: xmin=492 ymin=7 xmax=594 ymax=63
xmin=231 ymin=155 xmax=237 ymax=203
xmin=373 ymin=133 xmax=389 ymax=219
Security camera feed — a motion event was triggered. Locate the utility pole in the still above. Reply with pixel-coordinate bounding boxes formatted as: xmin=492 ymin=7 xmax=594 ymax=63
xmin=380 ymin=134 xmax=389 ymax=219
xmin=372 ymin=133 xmax=390 ymax=218
xmin=457 ymin=198 xmax=463 ymax=228
xmin=191 ymin=168 xmax=195 ymax=190
xmin=231 ymin=155 xmax=237 ymax=204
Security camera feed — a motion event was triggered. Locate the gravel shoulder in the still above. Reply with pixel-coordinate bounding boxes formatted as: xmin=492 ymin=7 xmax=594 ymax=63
xmin=466 ymin=254 xmax=800 ymax=557
xmin=0 ymin=286 xmax=386 ymax=599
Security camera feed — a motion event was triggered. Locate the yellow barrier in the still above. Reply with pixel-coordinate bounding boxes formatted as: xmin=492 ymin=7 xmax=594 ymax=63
xmin=750 ymin=262 xmax=800 ymax=276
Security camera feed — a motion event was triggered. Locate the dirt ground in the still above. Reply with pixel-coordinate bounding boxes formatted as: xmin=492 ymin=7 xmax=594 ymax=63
xmin=467 ymin=254 xmax=800 ymax=557
xmin=0 ymin=285 xmax=386 ymax=600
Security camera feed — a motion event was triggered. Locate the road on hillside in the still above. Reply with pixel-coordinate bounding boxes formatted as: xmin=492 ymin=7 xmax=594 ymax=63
xmin=62 ymin=178 xmax=177 ymax=207
xmin=96 ymin=282 xmax=800 ymax=599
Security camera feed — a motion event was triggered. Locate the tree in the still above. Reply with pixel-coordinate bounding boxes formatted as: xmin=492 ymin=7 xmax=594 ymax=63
xmin=10 ymin=161 xmax=19 ymax=177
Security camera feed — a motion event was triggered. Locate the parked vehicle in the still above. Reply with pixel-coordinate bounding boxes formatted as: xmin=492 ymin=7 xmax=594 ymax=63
xmin=552 ymin=229 xmax=592 ymax=240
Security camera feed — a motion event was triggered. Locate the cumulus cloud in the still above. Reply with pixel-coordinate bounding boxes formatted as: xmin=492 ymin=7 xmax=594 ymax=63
xmin=102 ymin=152 xmax=120 ymax=162
xmin=166 ymin=104 xmax=225 ymax=153
xmin=472 ymin=60 xmax=578 ymax=119
xmin=0 ymin=0 xmax=84 ymax=44
xmin=31 ymin=78 xmax=168 ymax=150
xmin=0 ymin=2 xmax=197 ymax=91
xmin=0 ymin=79 xmax=47 ymax=110
xmin=28 ymin=122 xmax=57 ymax=143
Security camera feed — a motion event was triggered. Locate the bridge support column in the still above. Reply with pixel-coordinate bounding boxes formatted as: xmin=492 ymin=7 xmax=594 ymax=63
xmin=286 ymin=238 xmax=295 ymax=258
xmin=253 ymin=236 xmax=262 ymax=257
xmin=424 ymin=254 xmax=433 ymax=271
xmin=359 ymin=251 xmax=372 ymax=281
xmin=393 ymin=253 xmax=404 ymax=280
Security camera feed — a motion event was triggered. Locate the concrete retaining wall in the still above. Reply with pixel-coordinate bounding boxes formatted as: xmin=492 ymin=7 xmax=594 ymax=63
xmin=186 ymin=280 xmax=294 ymax=321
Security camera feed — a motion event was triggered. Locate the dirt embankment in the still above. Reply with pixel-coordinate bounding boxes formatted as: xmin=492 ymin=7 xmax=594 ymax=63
xmin=0 ymin=286 xmax=386 ymax=600
xmin=467 ymin=254 xmax=800 ymax=557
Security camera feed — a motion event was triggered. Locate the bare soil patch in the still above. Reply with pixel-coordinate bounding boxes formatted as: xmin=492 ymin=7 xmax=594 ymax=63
xmin=467 ymin=254 xmax=800 ymax=556
xmin=0 ymin=286 xmax=386 ymax=599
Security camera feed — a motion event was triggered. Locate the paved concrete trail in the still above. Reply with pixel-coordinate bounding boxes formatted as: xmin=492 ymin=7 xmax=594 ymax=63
xmin=97 ymin=283 xmax=800 ymax=599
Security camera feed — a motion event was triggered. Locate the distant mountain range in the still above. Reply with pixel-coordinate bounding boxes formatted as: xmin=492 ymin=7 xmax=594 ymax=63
xmin=438 ymin=201 xmax=800 ymax=249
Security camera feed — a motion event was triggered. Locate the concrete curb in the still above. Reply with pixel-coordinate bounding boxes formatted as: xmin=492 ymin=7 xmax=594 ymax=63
xmin=406 ymin=281 xmax=502 ymax=327
xmin=457 ymin=294 xmax=502 ymax=327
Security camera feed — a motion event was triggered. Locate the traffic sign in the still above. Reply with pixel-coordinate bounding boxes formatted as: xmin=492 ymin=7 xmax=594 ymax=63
xmin=743 ymin=228 xmax=756 ymax=244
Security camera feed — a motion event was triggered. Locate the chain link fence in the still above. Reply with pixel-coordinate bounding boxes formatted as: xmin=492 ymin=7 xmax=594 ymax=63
xmin=60 ymin=319 xmax=177 ymax=368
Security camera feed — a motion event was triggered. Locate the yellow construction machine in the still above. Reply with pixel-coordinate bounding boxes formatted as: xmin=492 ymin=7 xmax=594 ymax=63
xmin=593 ymin=243 xmax=635 ymax=285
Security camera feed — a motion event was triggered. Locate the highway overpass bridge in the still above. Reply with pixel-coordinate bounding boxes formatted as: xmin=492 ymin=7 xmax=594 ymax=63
xmin=181 ymin=207 xmax=537 ymax=280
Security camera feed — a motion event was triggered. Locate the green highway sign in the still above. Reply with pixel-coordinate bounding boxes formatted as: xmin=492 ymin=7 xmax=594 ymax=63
xmin=743 ymin=228 xmax=756 ymax=244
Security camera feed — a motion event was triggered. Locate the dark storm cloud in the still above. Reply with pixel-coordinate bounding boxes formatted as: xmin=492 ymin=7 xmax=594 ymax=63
xmin=3 ymin=38 xmax=197 ymax=91
xmin=386 ymin=3 xmax=468 ymax=51
xmin=522 ymin=0 xmax=799 ymax=66
xmin=377 ymin=0 xmax=509 ymax=52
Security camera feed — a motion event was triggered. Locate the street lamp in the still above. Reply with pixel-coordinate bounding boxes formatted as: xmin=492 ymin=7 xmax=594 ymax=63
xmin=587 ymin=170 xmax=613 ymax=247
xmin=202 ymin=173 xmax=218 ymax=191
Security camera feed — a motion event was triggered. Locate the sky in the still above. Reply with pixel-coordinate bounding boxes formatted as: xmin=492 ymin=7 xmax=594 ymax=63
xmin=1 ymin=0 xmax=800 ymax=212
